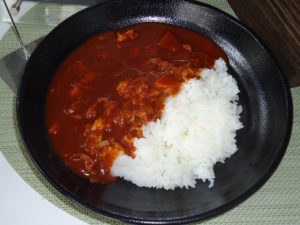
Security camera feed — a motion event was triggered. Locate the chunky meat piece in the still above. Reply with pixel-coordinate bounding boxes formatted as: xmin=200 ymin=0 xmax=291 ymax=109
xmin=158 ymin=31 xmax=182 ymax=52
xmin=69 ymin=85 xmax=82 ymax=99
xmin=145 ymin=57 xmax=200 ymax=81
xmin=116 ymin=29 xmax=138 ymax=42
xmin=49 ymin=122 xmax=60 ymax=135
xmin=117 ymin=77 xmax=150 ymax=99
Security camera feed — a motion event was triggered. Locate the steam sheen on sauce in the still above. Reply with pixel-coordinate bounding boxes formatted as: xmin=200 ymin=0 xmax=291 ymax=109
xmin=46 ymin=23 xmax=227 ymax=183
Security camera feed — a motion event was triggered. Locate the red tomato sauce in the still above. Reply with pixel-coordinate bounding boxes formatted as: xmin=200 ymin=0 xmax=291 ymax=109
xmin=45 ymin=23 xmax=227 ymax=183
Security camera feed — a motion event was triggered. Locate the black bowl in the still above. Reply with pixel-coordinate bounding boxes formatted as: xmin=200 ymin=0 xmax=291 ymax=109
xmin=17 ymin=0 xmax=292 ymax=224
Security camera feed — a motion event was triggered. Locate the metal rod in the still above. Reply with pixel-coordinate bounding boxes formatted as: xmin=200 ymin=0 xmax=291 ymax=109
xmin=2 ymin=0 xmax=30 ymax=59
xmin=10 ymin=0 xmax=23 ymax=15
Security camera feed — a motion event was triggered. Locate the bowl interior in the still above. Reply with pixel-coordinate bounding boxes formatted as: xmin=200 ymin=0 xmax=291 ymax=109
xmin=17 ymin=0 xmax=292 ymax=223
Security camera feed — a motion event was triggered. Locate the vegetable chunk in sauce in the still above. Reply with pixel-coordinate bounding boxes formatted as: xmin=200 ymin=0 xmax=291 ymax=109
xmin=46 ymin=23 xmax=227 ymax=183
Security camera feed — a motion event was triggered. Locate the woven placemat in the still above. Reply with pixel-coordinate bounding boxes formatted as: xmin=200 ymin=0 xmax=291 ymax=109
xmin=0 ymin=1 xmax=299 ymax=224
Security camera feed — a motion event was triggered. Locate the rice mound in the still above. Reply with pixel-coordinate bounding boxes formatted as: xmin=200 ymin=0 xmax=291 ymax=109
xmin=111 ymin=59 xmax=243 ymax=190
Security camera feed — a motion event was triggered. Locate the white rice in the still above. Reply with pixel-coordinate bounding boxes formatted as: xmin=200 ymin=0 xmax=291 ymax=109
xmin=111 ymin=59 xmax=243 ymax=190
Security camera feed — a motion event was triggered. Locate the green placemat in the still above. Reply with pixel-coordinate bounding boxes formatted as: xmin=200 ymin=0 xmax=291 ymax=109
xmin=0 ymin=1 xmax=299 ymax=225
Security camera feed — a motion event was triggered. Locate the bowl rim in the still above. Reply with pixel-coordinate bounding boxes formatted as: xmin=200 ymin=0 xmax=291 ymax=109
xmin=16 ymin=0 xmax=293 ymax=224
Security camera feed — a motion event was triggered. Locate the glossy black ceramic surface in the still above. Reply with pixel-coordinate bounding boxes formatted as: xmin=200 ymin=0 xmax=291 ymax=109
xmin=17 ymin=0 xmax=292 ymax=224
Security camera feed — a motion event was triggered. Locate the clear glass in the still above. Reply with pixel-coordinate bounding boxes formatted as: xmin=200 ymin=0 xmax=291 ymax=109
xmin=0 ymin=1 xmax=86 ymax=26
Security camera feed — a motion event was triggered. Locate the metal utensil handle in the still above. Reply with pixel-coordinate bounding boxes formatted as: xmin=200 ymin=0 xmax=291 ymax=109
xmin=2 ymin=0 xmax=30 ymax=59
xmin=10 ymin=0 xmax=23 ymax=15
